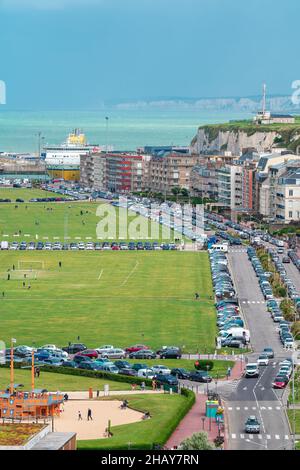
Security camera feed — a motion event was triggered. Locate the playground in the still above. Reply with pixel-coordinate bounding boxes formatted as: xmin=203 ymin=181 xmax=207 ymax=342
xmin=54 ymin=399 xmax=143 ymax=440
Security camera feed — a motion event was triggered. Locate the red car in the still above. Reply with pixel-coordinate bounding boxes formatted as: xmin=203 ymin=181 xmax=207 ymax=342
xmin=112 ymin=245 xmax=120 ymax=251
xmin=273 ymin=376 xmax=288 ymax=389
xmin=125 ymin=344 xmax=150 ymax=353
xmin=74 ymin=349 xmax=98 ymax=359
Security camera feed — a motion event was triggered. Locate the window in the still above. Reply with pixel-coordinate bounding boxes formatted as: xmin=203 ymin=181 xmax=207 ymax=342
xmin=289 ymin=189 xmax=293 ymax=196
xmin=289 ymin=211 xmax=293 ymax=218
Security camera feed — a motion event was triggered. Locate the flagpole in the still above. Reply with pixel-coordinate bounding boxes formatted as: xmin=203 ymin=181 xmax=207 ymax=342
xmin=10 ymin=338 xmax=16 ymax=395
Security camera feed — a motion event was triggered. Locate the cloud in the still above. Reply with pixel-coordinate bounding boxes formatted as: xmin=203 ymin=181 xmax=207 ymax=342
xmin=1 ymin=0 xmax=105 ymax=10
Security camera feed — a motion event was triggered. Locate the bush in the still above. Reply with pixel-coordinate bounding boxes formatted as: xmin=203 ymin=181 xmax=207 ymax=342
xmin=291 ymin=322 xmax=300 ymax=340
xmin=194 ymin=360 xmax=214 ymax=371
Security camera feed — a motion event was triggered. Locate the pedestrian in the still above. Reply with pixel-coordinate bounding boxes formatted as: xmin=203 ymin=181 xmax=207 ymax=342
xmin=7 ymin=274 xmax=10 ymax=281
xmin=96 ymin=390 xmax=100 ymax=398
xmin=12 ymin=264 xmax=15 ymax=271
xmin=141 ymin=381 xmax=145 ymax=391
xmin=28 ymin=284 xmax=31 ymax=290
xmin=87 ymin=408 xmax=93 ymax=421
xmin=152 ymin=379 xmax=157 ymax=391
xmin=226 ymin=367 xmax=231 ymax=379
xmin=64 ymin=393 xmax=69 ymax=401
xmin=59 ymin=261 xmax=62 ymax=268
xmin=36 ymin=367 xmax=40 ymax=378
xmin=78 ymin=411 xmax=82 ymax=421
xmin=23 ymin=281 xmax=25 ymax=288
xmin=2 ymin=292 xmax=4 ymax=298
xmin=195 ymin=292 xmax=199 ymax=300
xmin=131 ymin=383 xmax=137 ymax=391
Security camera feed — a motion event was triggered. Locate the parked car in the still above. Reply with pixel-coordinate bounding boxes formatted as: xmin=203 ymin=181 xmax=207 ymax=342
xmin=189 ymin=371 xmax=212 ymax=383
xmin=96 ymin=345 xmax=114 ymax=354
xmin=74 ymin=349 xmax=98 ymax=359
xmin=159 ymin=348 xmax=182 ymax=359
xmin=137 ymin=368 xmax=155 ymax=379
xmin=114 ymin=360 xmax=131 ymax=369
xmin=131 ymin=363 xmax=148 ymax=372
xmin=170 ymin=368 xmax=191 ymax=380
xmin=154 ymin=374 xmax=178 ymax=387
xmin=151 ymin=365 xmax=171 ymax=375
xmin=125 ymin=344 xmax=150 ymax=354
xmin=129 ymin=350 xmax=156 ymax=359
xmin=62 ymin=343 xmax=87 ymax=354
xmin=99 ymin=348 xmax=126 ymax=359
xmin=61 ymin=360 xmax=77 ymax=368
xmin=273 ymin=376 xmax=289 ymax=389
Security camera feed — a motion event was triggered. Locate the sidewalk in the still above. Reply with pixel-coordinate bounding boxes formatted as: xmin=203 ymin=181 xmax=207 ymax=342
xmin=166 ymin=394 xmax=221 ymax=449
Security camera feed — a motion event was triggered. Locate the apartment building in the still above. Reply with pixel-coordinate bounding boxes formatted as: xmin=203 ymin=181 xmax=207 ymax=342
xmin=216 ymin=164 xmax=242 ymax=210
xmin=147 ymin=152 xmax=199 ymax=194
xmin=190 ymin=159 xmax=224 ymax=200
xmin=80 ymin=152 xmax=106 ymax=190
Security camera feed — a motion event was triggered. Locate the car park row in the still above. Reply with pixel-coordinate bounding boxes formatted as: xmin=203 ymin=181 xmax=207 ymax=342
xmin=247 ymin=246 xmax=295 ymax=350
xmin=0 ymin=241 xmax=178 ymax=251
xmin=209 ymin=249 xmax=250 ymax=349
xmin=2 ymin=343 xmax=215 ymax=386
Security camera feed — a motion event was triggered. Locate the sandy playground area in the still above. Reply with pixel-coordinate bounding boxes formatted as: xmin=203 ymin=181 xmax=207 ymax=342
xmin=53 ymin=400 xmax=144 ymax=440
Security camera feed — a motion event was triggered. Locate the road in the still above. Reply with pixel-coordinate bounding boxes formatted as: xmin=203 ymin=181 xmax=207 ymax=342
xmin=221 ymin=248 xmax=292 ymax=450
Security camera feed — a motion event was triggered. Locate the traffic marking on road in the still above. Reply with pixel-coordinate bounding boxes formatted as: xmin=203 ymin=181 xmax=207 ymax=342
xmin=285 ymin=435 xmax=289 ymax=440
xmin=244 ymin=406 xmax=249 ymax=410
xmin=243 ymin=386 xmax=247 ymax=390
xmin=258 ymin=435 xmax=262 ymax=440
xmin=228 ymin=407 xmax=233 ymax=410
xmin=266 ymin=435 xmax=271 ymax=440
xmin=276 ymin=406 xmax=281 ymax=410
xmin=231 ymin=434 xmax=236 ymax=439
xmin=275 ymin=435 xmax=280 ymax=440
xmin=260 ymin=387 xmax=265 ymax=391
xmin=236 ymin=407 xmax=240 ymax=410
xmin=249 ymin=434 xmax=253 ymax=439
xmin=268 ymin=407 xmax=272 ymax=410
xmin=252 ymin=407 xmax=257 ymax=410
xmin=260 ymin=406 xmax=266 ymax=410
xmin=240 ymin=434 xmax=245 ymax=439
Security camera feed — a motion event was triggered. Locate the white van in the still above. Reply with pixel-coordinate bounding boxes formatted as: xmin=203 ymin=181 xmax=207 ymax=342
xmin=219 ymin=327 xmax=250 ymax=343
xmin=209 ymin=243 xmax=228 ymax=253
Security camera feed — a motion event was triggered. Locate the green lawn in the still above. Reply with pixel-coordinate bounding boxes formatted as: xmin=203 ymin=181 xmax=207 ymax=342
xmin=0 ymin=367 xmax=131 ymax=391
xmin=0 ymin=188 xmax=63 ymax=202
xmin=0 ymin=251 xmax=216 ymax=352
xmin=78 ymin=393 xmax=193 ymax=450
xmin=0 ymin=200 xmax=183 ymax=242
xmin=287 ymin=410 xmax=300 ymax=434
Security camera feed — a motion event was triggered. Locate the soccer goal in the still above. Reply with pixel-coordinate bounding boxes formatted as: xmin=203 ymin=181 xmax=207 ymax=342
xmin=17 ymin=260 xmax=45 ymax=271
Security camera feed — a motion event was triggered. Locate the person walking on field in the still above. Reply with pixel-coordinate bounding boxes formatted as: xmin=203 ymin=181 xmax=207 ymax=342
xmin=195 ymin=292 xmax=199 ymax=300
xmin=87 ymin=408 xmax=93 ymax=421
xmin=59 ymin=261 xmax=62 ymax=268
xmin=152 ymin=379 xmax=157 ymax=391
xmin=78 ymin=411 xmax=82 ymax=421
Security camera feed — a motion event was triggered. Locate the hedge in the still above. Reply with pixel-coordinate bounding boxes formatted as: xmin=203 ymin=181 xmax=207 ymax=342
xmin=0 ymin=363 xmax=153 ymax=388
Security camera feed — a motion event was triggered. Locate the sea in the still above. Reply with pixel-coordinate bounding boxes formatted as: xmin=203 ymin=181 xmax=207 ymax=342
xmin=0 ymin=108 xmax=251 ymax=154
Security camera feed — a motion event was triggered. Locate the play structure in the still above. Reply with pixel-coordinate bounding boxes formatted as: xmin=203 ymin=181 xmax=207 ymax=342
xmin=0 ymin=340 xmax=64 ymax=421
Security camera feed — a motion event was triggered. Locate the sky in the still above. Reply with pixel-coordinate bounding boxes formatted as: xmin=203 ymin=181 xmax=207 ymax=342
xmin=0 ymin=0 xmax=299 ymax=108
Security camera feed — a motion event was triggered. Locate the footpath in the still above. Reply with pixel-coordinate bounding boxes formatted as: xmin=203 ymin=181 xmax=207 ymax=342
xmin=166 ymin=360 xmax=242 ymax=449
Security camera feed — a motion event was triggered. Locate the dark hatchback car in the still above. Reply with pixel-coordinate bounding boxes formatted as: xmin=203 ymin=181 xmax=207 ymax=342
xmin=155 ymin=374 xmax=178 ymax=386
xmin=114 ymin=360 xmax=131 ymax=370
xmin=129 ymin=350 xmax=156 ymax=359
xmin=62 ymin=343 xmax=87 ymax=354
xmin=159 ymin=348 xmax=182 ymax=359
xmin=189 ymin=371 xmax=212 ymax=383
xmin=170 ymin=368 xmax=191 ymax=380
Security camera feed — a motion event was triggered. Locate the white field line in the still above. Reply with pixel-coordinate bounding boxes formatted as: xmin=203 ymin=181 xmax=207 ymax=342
xmin=98 ymin=269 xmax=104 ymax=280
xmin=120 ymin=261 xmax=139 ymax=287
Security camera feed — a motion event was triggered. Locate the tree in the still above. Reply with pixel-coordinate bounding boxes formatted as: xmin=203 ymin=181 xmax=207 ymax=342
xmin=180 ymin=188 xmax=189 ymax=198
xmin=179 ymin=432 xmax=214 ymax=450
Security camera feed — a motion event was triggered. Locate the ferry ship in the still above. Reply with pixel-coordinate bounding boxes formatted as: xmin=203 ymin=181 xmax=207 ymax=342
xmin=42 ymin=129 xmax=99 ymax=181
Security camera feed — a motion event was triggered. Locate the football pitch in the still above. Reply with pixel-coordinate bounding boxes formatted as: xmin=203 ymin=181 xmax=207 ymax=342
xmin=0 ymin=251 xmax=216 ymax=352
